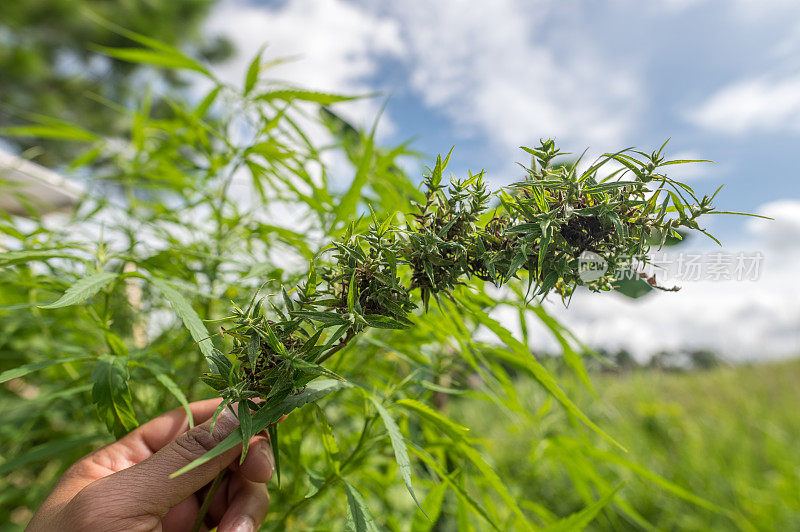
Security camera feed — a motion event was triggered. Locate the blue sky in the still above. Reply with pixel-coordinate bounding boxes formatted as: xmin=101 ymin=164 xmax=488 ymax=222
xmin=206 ymin=0 xmax=800 ymax=360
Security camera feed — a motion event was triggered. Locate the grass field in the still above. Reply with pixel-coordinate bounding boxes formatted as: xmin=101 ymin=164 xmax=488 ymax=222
xmin=452 ymin=358 xmax=800 ymax=530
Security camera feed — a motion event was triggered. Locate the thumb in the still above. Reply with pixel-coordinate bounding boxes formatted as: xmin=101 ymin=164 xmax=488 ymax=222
xmin=84 ymin=404 xmax=243 ymax=518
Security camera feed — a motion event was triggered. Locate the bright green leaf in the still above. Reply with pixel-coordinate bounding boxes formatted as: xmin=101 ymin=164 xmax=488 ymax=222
xmin=39 ymin=271 xmax=117 ymax=309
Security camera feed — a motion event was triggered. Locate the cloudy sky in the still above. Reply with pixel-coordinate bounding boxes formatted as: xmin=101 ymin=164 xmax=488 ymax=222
xmin=206 ymin=0 xmax=800 ymax=361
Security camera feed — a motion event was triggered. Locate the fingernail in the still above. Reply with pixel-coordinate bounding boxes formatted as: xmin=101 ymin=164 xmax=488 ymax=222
xmin=231 ymin=515 xmax=255 ymax=532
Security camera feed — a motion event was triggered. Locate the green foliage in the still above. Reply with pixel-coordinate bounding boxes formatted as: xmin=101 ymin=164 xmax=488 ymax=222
xmin=0 ymin=27 xmax=747 ymax=530
xmin=209 ymin=136 xmax=727 ymax=467
xmin=345 ymin=480 xmax=381 ymax=532
xmin=0 ymin=0 xmax=228 ymax=165
xmin=38 ymin=271 xmax=117 ymax=309
xmin=91 ymin=354 xmax=138 ymax=437
xmin=453 ymin=359 xmax=800 ymax=530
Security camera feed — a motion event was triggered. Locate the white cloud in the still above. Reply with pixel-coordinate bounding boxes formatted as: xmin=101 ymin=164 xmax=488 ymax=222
xmin=538 ymin=267 xmax=799 ymax=362
xmin=205 ymin=0 xmax=645 ymax=184
xmin=688 ymin=74 xmax=800 ymax=135
xmin=748 ymin=199 xmax=800 ymax=250
xmin=381 ymin=1 xmax=641 ymax=155
xmin=206 ymin=0 xmax=405 ymax=131
xmin=499 ymin=200 xmax=800 ymax=362
xmin=657 ymin=0 xmax=800 ymax=13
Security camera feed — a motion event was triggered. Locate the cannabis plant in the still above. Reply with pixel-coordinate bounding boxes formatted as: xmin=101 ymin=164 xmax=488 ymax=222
xmin=0 ymin=24 xmax=748 ymax=531
xmin=198 ymin=136 xmax=728 ymax=446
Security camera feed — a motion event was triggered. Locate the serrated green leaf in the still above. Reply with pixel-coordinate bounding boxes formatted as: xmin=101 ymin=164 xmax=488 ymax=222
xmin=396 ymin=398 xmax=469 ymax=441
xmin=0 ymin=249 xmax=82 ymax=267
xmin=247 ymin=334 xmax=260 ymax=370
xmin=210 ymin=398 xmax=233 ymax=435
xmin=247 ymin=141 xmax=294 ymax=159
xmin=148 ymin=370 xmax=193 ymax=428
xmin=0 ymin=124 xmax=98 ymax=142
xmin=207 ymin=348 xmax=234 ymax=380
xmin=91 ymin=354 xmax=138 ymax=437
xmin=363 ymin=314 xmax=410 ymax=330
xmin=321 ymin=324 xmax=351 ymax=351
xmin=258 ymin=321 xmax=286 ymax=356
xmin=313 ymin=404 xmax=341 ymax=473
xmin=200 ymin=374 xmax=228 ymax=391
xmin=347 ymin=270 xmax=357 ymax=314
xmin=660 ymin=159 xmax=714 ymax=166
xmin=244 ymin=48 xmax=264 ymax=95
xmin=291 ymin=310 xmax=349 ymax=326
xmin=93 ymin=45 xmax=211 ymax=76
xmin=194 ymin=86 xmax=220 ymax=117
xmin=334 ymin=128 xmax=374 ymax=228
xmin=293 ymin=358 xmax=346 ymax=381
xmin=538 ymin=220 xmax=552 ymax=276
xmin=305 ymin=468 xmax=326 ymax=499
xmin=239 ymin=401 xmax=254 ymax=463
xmin=613 ymin=273 xmax=653 ymax=299
xmin=149 ymin=277 xmax=214 ymax=359
xmin=269 ymin=423 xmax=281 ymax=485
xmin=39 ymin=271 xmax=117 ymax=309
xmin=370 ymin=396 xmax=425 ymax=514
xmin=104 ymin=331 xmax=129 ymax=358
xmin=344 ymin=481 xmax=380 ymax=532
xmin=505 ymin=223 xmax=540 ymax=235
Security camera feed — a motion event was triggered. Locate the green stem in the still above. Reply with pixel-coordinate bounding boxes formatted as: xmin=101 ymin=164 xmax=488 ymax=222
xmin=191 ymin=469 xmax=225 ymax=532
xmin=315 ymin=329 xmax=356 ymax=365
xmin=274 ymin=414 xmax=376 ymax=528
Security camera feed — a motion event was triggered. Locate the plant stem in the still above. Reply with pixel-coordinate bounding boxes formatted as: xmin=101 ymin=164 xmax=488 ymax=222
xmin=315 ymin=329 xmax=356 ymax=365
xmin=191 ymin=470 xmax=225 ymax=532
xmin=274 ymin=414 xmax=376 ymax=529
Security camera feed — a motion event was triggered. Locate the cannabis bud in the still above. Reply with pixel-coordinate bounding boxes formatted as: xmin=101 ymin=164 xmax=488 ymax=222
xmin=203 ymin=139 xmax=721 ymax=422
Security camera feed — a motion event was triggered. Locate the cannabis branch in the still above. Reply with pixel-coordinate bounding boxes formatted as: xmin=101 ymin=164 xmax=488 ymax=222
xmin=201 ymin=139 xmax=726 ymax=432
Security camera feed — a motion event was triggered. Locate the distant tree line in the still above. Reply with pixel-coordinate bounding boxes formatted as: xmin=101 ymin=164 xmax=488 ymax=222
xmin=587 ymin=347 xmax=721 ymax=373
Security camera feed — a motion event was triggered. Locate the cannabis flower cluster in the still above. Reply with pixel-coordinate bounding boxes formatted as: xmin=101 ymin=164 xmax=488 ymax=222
xmin=202 ymin=139 xmax=722 ymax=412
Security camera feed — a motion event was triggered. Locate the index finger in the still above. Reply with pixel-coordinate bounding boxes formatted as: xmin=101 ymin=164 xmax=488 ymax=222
xmin=131 ymin=398 xmax=226 ymax=453
xmin=44 ymin=399 xmax=228 ymax=508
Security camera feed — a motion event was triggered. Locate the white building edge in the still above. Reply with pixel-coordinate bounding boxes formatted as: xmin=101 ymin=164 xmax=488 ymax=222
xmin=0 ymin=150 xmax=83 ymax=216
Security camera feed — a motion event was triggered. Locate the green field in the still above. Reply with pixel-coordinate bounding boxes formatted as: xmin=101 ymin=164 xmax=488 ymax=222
xmin=452 ymin=358 xmax=800 ymax=530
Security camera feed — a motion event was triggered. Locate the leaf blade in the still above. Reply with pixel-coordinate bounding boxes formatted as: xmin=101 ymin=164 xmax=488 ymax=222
xmin=368 ymin=395 xmax=423 ymax=513
xmin=344 ymin=481 xmax=381 ymax=532
xmin=170 ymin=379 xmax=350 ymax=477
xmin=149 ymin=277 xmax=214 ymax=359
xmin=0 ymin=355 xmax=89 ymax=383
xmin=39 ymin=271 xmax=117 ymax=309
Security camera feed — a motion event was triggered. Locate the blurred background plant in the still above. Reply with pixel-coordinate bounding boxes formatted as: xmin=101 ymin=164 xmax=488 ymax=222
xmin=2 ymin=2 xmax=800 ymax=531
xmin=0 ymin=0 xmax=231 ymax=167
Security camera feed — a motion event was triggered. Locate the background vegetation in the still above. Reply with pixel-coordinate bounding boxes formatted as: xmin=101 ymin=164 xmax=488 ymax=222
xmin=0 ymin=0 xmax=229 ymax=166
xmin=455 ymin=357 xmax=800 ymax=530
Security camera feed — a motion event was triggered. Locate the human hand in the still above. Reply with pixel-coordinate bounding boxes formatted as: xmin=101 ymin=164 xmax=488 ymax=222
xmin=27 ymin=399 xmax=274 ymax=532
